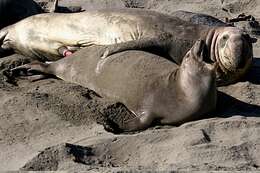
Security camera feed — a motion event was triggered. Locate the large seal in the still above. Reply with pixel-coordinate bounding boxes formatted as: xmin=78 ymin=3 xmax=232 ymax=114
xmin=0 ymin=0 xmax=42 ymax=30
xmin=12 ymin=40 xmax=217 ymax=131
xmin=0 ymin=8 xmax=255 ymax=85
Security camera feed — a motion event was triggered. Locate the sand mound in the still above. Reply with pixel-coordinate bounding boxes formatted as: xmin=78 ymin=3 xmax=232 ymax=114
xmin=21 ymin=117 xmax=260 ymax=171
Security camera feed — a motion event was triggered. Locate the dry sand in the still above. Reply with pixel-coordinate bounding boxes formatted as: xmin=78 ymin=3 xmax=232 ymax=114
xmin=1 ymin=0 xmax=260 ymax=171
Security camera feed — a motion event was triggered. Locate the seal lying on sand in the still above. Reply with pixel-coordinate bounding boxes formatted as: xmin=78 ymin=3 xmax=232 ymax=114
xmin=171 ymin=10 xmax=229 ymax=27
xmin=0 ymin=8 xmax=255 ymax=85
xmin=0 ymin=0 xmax=42 ymax=29
xmin=171 ymin=11 xmax=260 ymax=37
xmin=12 ymin=40 xmax=217 ymax=131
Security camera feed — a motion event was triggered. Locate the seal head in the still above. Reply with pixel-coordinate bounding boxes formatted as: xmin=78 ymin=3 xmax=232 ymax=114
xmin=208 ymin=27 xmax=254 ymax=85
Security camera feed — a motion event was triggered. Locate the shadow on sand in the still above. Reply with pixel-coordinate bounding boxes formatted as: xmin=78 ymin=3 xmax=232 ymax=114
xmin=244 ymin=57 xmax=260 ymax=84
xmin=204 ymin=57 xmax=260 ymax=119
xmin=212 ymin=91 xmax=260 ymax=118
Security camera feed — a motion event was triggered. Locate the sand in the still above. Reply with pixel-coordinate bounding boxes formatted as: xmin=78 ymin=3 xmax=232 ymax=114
xmin=0 ymin=0 xmax=260 ymax=171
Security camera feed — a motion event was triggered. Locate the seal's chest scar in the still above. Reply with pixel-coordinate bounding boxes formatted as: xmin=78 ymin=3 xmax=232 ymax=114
xmin=96 ymin=52 xmax=113 ymax=74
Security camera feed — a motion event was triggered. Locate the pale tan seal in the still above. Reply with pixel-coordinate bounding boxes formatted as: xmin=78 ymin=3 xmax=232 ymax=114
xmin=0 ymin=8 xmax=255 ymax=85
xmin=12 ymin=40 xmax=217 ymax=131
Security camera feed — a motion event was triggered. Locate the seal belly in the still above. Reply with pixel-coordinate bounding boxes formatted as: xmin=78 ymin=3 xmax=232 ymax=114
xmin=45 ymin=12 xmax=148 ymax=47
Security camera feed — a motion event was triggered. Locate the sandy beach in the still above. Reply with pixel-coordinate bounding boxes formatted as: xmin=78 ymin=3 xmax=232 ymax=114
xmin=0 ymin=0 xmax=260 ymax=171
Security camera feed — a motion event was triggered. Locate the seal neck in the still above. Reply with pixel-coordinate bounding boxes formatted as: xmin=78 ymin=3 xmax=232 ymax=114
xmin=175 ymin=68 xmax=198 ymax=100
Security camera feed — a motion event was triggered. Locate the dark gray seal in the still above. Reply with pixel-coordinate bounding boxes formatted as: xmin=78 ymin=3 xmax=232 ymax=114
xmin=12 ymin=40 xmax=217 ymax=131
xmin=0 ymin=8 xmax=255 ymax=85
xmin=0 ymin=0 xmax=42 ymax=29
xmin=171 ymin=10 xmax=228 ymax=27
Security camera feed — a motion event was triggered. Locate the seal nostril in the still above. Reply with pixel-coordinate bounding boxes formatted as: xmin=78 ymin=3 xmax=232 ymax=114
xmin=218 ymin=35 xmax=230 ymax=49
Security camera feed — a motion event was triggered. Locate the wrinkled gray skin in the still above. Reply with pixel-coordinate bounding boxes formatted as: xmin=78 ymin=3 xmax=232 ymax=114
xmin=0 ymin=8 xmax=255 ymax=85
xmin=12 ymin=40 xmax=217 ymax=131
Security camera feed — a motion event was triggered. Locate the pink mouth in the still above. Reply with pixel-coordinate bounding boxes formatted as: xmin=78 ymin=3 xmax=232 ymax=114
xmin=58 ymin=46 xmax=73 ymax=57
xmin=63 ymin=50 xmax=73 ymax=57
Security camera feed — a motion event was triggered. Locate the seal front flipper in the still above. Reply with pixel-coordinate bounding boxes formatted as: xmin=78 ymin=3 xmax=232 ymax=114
xmin=122 ymin=111 xmax=154 ymax=131
xmin=100 ymin=34 xmax=172 ymax=60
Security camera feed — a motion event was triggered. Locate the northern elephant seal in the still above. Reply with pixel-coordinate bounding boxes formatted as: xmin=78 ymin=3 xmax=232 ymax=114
xmin=171 ymin=10 xmax=229 ymax=27
xmin=0 ymin=8 xmax=255 ymax=85
xmin=12 ymin=40 xmax=217 ymax=131
xmin=0 ymin=0 xmax=42 ymax=29
xmin=171 ymin=11 xmax=260 ymax=37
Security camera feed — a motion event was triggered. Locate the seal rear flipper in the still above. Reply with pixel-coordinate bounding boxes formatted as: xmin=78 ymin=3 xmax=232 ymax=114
xmin=0 ymin=29 xmax=14 ymax=57
xmin=10 ymin=61 xmax=51 ymax=78
xmin=0 ymin=29 xmax=8 ymax=47
xmin=19 ymin=74 xmax=50 ymax=82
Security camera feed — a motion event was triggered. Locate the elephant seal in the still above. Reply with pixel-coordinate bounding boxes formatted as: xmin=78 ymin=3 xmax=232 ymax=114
xmin=0 ymin=8 xmax=255 ymax=85
xmin=171 ymin=11 xmax=260 ymax=37
xmin=12 ymin=40 xmax=217 ymax=131
xmin=171 ymin=10 xmax=229 ymax=27
xmin=0 ymin=0 xmax=42 ymax=29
